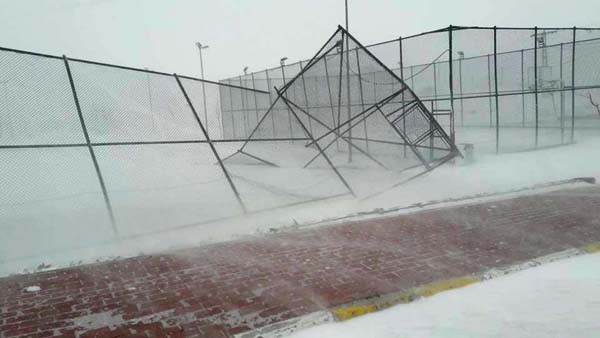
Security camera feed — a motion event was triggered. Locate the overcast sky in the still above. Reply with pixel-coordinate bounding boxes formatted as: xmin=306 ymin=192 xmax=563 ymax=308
xmin=1 ymin=0 xmax=599 ymax=80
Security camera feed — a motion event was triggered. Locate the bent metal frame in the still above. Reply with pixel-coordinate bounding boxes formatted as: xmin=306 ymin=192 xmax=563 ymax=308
xmin=224 ymin=26 xmax=461 ymax=198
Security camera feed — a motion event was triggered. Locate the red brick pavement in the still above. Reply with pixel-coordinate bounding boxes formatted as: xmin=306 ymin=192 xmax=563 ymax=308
xmin=1 ymin=185 xmax=600 ymax=338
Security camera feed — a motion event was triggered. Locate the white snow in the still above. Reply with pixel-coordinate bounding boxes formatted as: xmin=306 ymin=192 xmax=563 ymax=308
xmin=288 ymin=253 xmax=600 ymax=338
xmin=1 ymin=133 xmax=599 ymax=277
xmin=23 ymin=285 xmax=41 ymax=292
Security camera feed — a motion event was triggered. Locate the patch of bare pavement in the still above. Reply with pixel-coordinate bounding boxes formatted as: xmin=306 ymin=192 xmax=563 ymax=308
xmin=1 ymin=183 xmax=600 ymax=338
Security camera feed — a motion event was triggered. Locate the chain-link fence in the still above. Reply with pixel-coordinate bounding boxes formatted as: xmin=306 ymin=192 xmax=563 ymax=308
xmin=0 ymin=46 xmax=274 ymax=261
xmin=221 ymin=26 xmax=600 ymax=155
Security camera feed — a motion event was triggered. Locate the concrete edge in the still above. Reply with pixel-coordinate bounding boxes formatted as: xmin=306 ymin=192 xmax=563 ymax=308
xmin=233 ymin=311 xmax=334 ymax=338
xmin=236 ymin=241 xmax=600 ymax=337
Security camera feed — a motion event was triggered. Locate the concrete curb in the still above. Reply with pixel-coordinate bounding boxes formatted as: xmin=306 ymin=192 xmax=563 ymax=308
xmin=238 ymin=241 xmax=600 ymax=337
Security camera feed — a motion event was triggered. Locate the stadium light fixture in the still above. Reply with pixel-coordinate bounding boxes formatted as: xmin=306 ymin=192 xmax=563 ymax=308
xmin=195 ymin=42 xmax=209 ymax=80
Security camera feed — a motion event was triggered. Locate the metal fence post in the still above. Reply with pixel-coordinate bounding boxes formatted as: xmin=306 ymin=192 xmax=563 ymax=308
xmin=521 ymin=48 xmax=525 ymax=127
xmin=399 ymin=36 xmax=406 ymax=157
xmin=175 ymin=74 xmax=247 ymax=213
xmin=448 ymin=25 xmax=455 ymax=144
xmin=238 ymin=76 xmax=249 ymax=138
xmin=487 ymin=54 xmax=493 ymax=127
xmin=227 ymin=82 xmax=236 ymax=139
xmin=324 ymin=55 xmax=340 ymax=151
xmin=433 ymin=61 xmax=438 ymax=111
xmin=62 ymin=55 xmax=118 ymax=236
xmin=345 ymin=30 xmax=353 ymax=163
xmin=458 ymin=40 xmax=464 ymax=127
xmin=430 ymin=101 xmax=434 ymax=160
xmin=337 ymin=40 xmax=345 ymax=153
xmin=493 ymin=26 xmax=500 ymax=154
xmin=571 ymin=27 xmax=576 ymax=143
xmin=355 ymin=49 xmax=369 ymax=153
xmin=534 ymin=26 xmax=539 ymax=147
xmin=281 ymin=64 xmax=295 ymax=142
xmin=299 ymin=61 xmax=314 ymax=137
xmin=560 ymin=42 xmax=565 ymax=144
xmin=265 ymin=71 xmax=277 ymax=137
xmin=251 ymin=72 xmax=261 ymax=137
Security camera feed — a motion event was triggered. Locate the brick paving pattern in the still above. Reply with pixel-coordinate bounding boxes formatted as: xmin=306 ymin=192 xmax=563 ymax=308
xmin=1 ymin=185 xmax=600 ymax=337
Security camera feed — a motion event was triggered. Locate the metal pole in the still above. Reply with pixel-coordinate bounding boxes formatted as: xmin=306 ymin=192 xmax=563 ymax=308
xmin=277 ymin=88 xmax=355 ymax=197
xmin=227 ymin=82 xmax=236 ymax=139
xmin=265 ymin=71 xmax=277 ymax=137
xmin=345 ymin=0 xmax=349 ymax=32
xmin=487 ymin=54 xmax=493 ymax=127
xmin=433 ymin=62 xmax=438 ymax=111
xmin=560 ymin=42 xmax=565 ymax=144
xmin=63 ymin=56 xmax=118 ymax=236
xmin=493 ymin=26 xmax=500 ymax=154
xmin=345 ymin=31 xmax=353 ymax=162
xmin=430 ymin=101 xmax=434 ymax=160
xmin=355 ymin=48 xmax=369 ymax=153
xmin=324 ymin=55 xmax=340 ymax=151
xmin=238 ymin=76 xmax=249 ymax=138
xmin=521 ymin=48 xmax=525 ymax=127
xmin=175 ymin=74 xmax=247 ymax=213
xmin=337 ymin=42 xmax=344 ymax=152
xmin=448 ymin=25 xmax=455 ymax=144
xmin=534 ymin=26 xmax=539 ymax=147
xmin=571 ymin=27 xmax=576 ymax=143
xmin=459 ymin=51 xmax=464 ymax=127
xmin=399 ymin=36 xmax=406 ymax=157
xmin=281 ymin=64 xmax=295 ymax=142
xmin=299 ymin=61 xmax=314 ymax=137
xmin=197 ymin=44 xmax=209 ymax=129
xmin=251 ymin=73 xmax=260 ymax=129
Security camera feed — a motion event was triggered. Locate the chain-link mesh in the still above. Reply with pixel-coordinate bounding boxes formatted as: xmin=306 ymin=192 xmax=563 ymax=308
xmin=0 ymin=52 xmax=85 ymax=145
xmin=222 ymin=27 xmax=457 ymax=201
xmin=0 ymin=48 xmax=265 ymax=260
xmin=2 ymin=26 xmax=600 ymax=262
xmin=222 ymin=27 xmax=600 ymax=155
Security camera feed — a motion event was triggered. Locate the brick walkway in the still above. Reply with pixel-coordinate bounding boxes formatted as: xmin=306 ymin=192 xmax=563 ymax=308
xmin=1 ymin=185 xmax=600 ymax=338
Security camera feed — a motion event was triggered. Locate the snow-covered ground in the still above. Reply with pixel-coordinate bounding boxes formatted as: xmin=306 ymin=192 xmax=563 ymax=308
xmin=1 ymin=133 xmax=599 ymax=277
xmin=288 ymin=253 xmax=600 ymax=338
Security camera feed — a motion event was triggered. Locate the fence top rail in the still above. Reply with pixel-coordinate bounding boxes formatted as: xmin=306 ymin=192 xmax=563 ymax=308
xmin=0 ymin=44 xmax=270 ymax=94
xmin=222 ymin=25 xmax=600 ymax=82
xmin=225 ymin=34 xmax=600 ymax=83
xmin=404 ymin=35 xmax=600 ymax=69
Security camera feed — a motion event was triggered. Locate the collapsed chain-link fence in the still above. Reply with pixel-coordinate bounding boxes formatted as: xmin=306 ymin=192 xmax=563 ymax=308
xmin=221 ymin=26 xmax=600 ymax=155
xmin=0 ymin=26 xmax=459 ymax=262
xmin=0 ymin=46 xmax=276 ymax=261
xmin=2 ymin=25 xmax=600 ymax=262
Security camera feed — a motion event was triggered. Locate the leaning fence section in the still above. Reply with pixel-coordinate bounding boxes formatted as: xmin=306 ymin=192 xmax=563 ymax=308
xmin=0 ymin=46 xmax=271 ymax=262
xmin=221 ymin=26 xmax=600 ymax=155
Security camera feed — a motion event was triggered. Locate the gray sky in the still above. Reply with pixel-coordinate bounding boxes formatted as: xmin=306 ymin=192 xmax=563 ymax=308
xmin=1 ymin=0 xmax=599 ymax=80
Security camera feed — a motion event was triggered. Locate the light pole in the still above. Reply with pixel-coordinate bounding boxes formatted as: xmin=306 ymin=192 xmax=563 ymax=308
xmin=243 ymin=66 xmax=248 ymax=76
xmin=195 ymin=42 xmax=210 ymax=130
xmin=280 ymin=57 xmax=288 ymax=89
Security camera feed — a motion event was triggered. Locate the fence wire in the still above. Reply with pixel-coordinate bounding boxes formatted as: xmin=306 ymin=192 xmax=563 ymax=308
xmin=222 ymin=26 xmax=600 ymax=155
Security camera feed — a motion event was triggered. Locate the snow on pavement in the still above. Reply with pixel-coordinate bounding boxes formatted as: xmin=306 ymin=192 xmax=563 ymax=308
xmin=2 ymin=136 xmax=600 ymax=277
xmin=288 ymin=253 xmax=600 ymax=338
